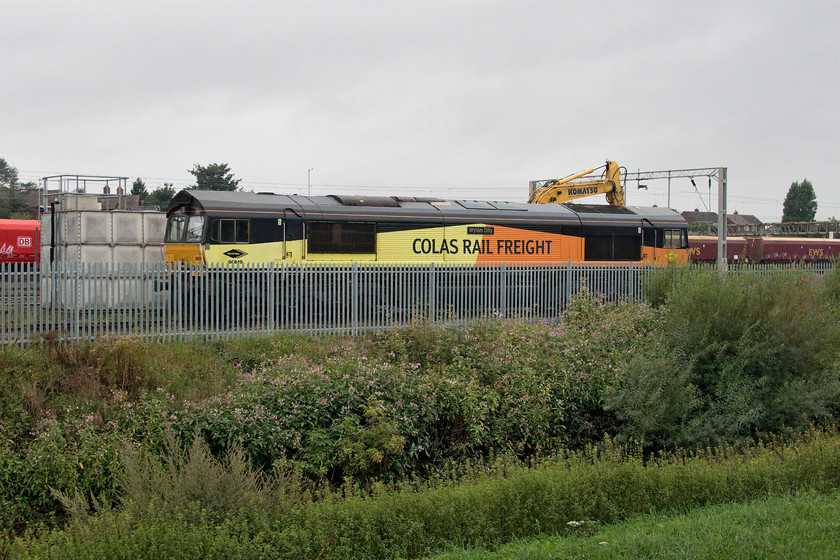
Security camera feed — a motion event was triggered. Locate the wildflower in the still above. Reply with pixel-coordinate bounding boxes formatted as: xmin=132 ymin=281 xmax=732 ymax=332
xmin=566 ymin=521 xmax=581 ymax=527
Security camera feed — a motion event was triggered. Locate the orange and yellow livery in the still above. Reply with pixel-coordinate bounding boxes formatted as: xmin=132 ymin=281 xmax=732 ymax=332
xmin=164 ymin=191 xmax=688 ymax=268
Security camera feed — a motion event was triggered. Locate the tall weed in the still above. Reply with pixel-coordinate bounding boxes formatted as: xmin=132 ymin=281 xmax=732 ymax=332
xmin=40 ymin=334 xmax=154 ymax=399
xmin=12 ymin=428 xmax=840 ymax=560
xmin=116 ymin=429 xmax=301 ymax=524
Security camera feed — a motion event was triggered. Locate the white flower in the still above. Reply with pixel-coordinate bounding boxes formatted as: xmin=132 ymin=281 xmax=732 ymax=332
xmin=566 ymin=521 xmax=581 ymax=527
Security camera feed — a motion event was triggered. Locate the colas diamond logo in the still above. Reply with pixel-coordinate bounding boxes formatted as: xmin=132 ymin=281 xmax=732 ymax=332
xmin=223 ymin=249 xmax=248 ymax=259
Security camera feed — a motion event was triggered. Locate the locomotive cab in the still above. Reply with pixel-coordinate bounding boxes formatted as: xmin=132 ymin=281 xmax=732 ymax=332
xmin=164 ymin=205 xmax=205 ymax=267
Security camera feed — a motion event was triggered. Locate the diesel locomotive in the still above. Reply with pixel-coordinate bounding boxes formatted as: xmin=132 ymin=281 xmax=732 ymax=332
xmin=163 ymin=190 xmax=689 ymax=267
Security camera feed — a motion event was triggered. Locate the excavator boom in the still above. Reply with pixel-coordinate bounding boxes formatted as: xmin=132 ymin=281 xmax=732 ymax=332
xmin=528 ymin=160 xmax=625 ymax=206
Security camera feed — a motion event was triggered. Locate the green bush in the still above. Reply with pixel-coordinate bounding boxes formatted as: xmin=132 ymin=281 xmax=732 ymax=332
xmin=206 ymin=332 xmax=346 ymax=371
xmin=0 ymin=388 xmax=179 ymax=533
xmin=817 ymin=259 xmax=840 ymax=304
xmin=641 ymin=262 xmax=692 ymax=307
xmin=173 ymin=302 xmax=649 ymax=487
xmin=609 ymin=268 xmax=840 ymax=449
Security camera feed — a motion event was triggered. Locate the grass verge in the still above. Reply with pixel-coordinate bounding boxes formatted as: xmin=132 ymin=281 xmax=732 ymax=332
xmin=430 ymin=490 xmax=840 ymax=560
xmin=8 ymin=428 xmax=840 ymax=560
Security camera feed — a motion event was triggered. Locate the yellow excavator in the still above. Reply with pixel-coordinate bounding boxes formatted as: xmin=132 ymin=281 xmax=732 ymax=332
xmin=528 ymin=160 xmax=625 ymax=206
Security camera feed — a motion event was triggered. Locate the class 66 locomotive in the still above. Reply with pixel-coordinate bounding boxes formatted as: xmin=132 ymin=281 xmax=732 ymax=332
xmin=162 ymin=189 xmax=689 ymax=268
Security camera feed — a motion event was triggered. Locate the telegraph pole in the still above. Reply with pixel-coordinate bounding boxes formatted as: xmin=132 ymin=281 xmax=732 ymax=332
xmin=716 ymin=167 xmax=727 ymax=269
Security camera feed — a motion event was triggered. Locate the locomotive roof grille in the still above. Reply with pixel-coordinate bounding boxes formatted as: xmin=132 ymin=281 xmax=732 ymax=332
xmin=327 ymin=195 xmax=401 ymax=207
xmin=566 ymin=204 xmax=636 ymax=214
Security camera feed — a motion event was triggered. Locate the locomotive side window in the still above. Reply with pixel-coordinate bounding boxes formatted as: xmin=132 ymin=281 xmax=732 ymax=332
xmin=613 ymin=235 xmax=642 ymax=260
xmin=308 ymin=221 xmax=376 ymax=254
xmin=663 ymin=229 xmax=686 ymax=249
xmin=584 ymin=233 xmax=642 ymax=261
xmin=584 ymin=235 xmax=612 ymax=261
xmin=217 ymin=219 xmax=250 ymax=243
xmin=209 ymin=219 xmax=250 ymax=243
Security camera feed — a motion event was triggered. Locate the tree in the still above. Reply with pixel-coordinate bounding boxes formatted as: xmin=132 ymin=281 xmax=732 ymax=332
xmin=0 ymin=158 xmax=18 ymax=189
xmin=0 ymin=190 xmax=30 ymax=219
xmin=131 ymin=178 xmax=148 ymax=204
xmin=188 ymin=163 xmax=241 ymax=191
xmin=145 ymin=184 xmax=176 ymax=210
xmin=0 ymin=157 xmax=36 ymax=219
xmin=782 ymin=179 xmax=817 ymax=222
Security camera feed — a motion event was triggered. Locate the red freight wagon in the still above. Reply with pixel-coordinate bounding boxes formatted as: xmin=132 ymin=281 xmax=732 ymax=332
xmin=688 ymin=236 xmax=749 ymax=262
xmin=689 ymin=235 xmax=840 ymax=263
xmin=756 ymin=237 xmax=840 ymax=262
xmin=0 ymin=219 xmax=41 ymax=264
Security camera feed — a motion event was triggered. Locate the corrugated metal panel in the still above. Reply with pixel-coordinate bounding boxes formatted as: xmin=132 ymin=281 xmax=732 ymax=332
xmin=40 ymin=210 xmax=166 ymax=266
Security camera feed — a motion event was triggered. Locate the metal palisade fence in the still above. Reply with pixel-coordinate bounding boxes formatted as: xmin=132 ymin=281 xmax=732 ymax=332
xmin=1 ymin=260 xmax=835 ymax=346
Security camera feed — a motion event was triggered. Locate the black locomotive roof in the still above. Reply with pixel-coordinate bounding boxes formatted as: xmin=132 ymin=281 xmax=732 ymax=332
xmin=168 ymin=190 xmax=301 ymax=215
xmin=167 ymin=190 xmax=686 ymax=228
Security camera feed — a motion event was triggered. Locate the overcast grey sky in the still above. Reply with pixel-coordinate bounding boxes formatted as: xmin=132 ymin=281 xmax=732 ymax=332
xmin=1 ymin=0 xmax=838 ymax=221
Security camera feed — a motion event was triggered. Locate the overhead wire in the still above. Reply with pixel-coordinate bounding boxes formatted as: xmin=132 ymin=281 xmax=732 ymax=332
xmin=13 ymin=169 xmax=839 ymax=220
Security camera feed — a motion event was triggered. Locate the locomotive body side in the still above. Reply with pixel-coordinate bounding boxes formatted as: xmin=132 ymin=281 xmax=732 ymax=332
xmin=163 ymin=191 xmax=689 ymax=268
xmin=0 ymin=219 xmax=40 ymax=264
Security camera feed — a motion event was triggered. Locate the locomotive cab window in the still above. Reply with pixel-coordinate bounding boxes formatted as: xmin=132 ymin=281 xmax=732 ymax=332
xmin=186 ymin=215 xmax=205 ymax=242
xmin=308 ymin=221 xmax=376 ymax=254
xmin=165 ymin=212 xmax=205 ymax=243
xmin=210 ymin=219 xmax=250 ymax=244
xmin=165 ymin=215 xmax=187 ymax=243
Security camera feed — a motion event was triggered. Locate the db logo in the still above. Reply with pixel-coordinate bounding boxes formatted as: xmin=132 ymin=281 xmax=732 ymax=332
xmin=17 ymin=236 xmax=32 ymax=248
